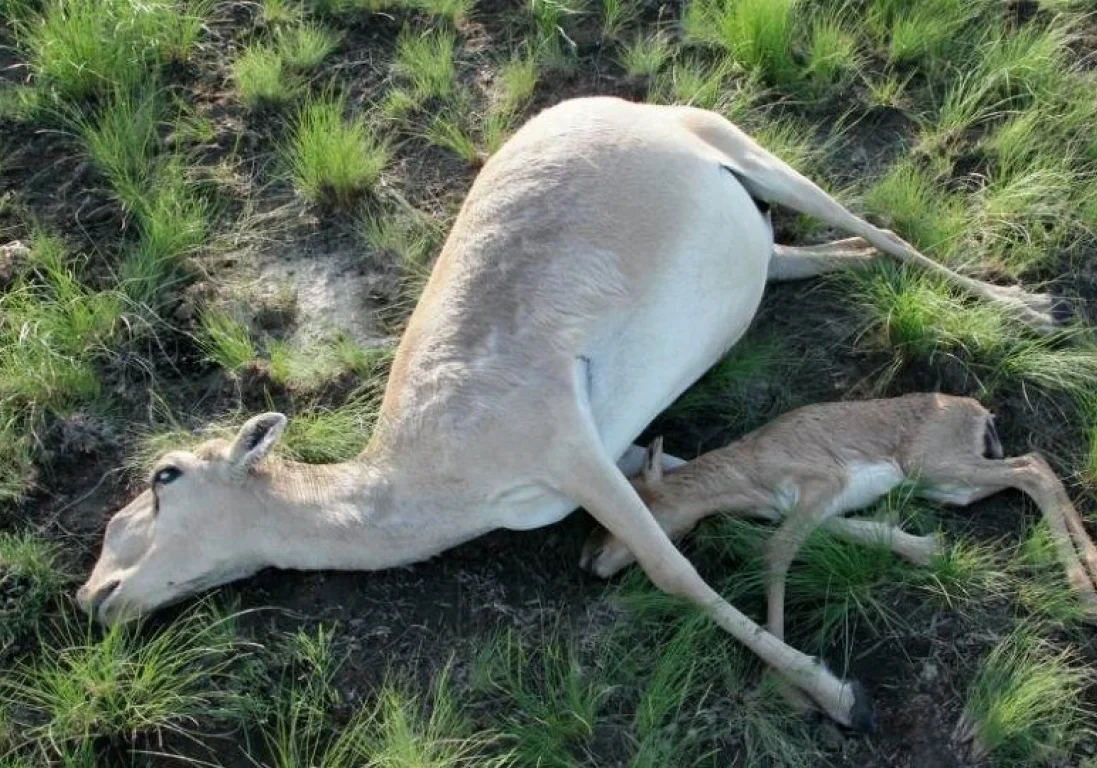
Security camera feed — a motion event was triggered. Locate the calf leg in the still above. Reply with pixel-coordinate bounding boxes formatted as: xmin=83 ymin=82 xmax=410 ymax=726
xmin=764 ymin=480 xmax=847 ymax=642
xmin=824 ymin=517 xmax=941 ymax=567
xmin=921 ymin=454 xmax=1097 ymax=618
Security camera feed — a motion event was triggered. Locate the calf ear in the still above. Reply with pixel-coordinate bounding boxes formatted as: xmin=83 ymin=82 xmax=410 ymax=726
xmin=228 ymin=413 xmax=287 ymax=480
xmin=642 ymin=436 xmax=665 ymax=485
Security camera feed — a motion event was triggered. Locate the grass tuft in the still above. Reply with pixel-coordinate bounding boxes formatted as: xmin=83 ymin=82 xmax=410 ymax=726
xmin=961 ymin=626 xmax=1091 ymax=763
xmin=600 ymin=0 xmax=638 ymax=40
xmin=0 ymin=534 xmax=64 ymax=658
xmin=285 ymin=93 xmax=389 ymax=207
xmin=3 ymin=604 xmax=248 ymax=756
xmin=473 ymin=629 xmax=607 ymax=766
xmin=682 ymin=0 xmax=797 ymax=84
xmin=121 ymin=157 xmax=209 ymax=304
xmin=426 ymin=111 xmax=481 ymax=165
xmin=394 ymin=29 xmax=458 ymax=104
xmin=862 ymin=161 xmax=967 ymax=264
xmin=415 ymin=0 xmax=473 ymax=25
xmin=844 ymin=264 xmax=1097 ymax=397
xmin=198 ymin=310 xmax=255 ymax=372
xmin=261 ymin=630 xmax=505 ymax=767
xmin=276 ymin=23 xmax=342 ymax=71
xmin=619 ymin=32 xmax=672 ymax=77
xmin=232 ymin=44 xmax=298 ymax=109
xmin=22 ymin=0 xmax=208 ymax=100
xmin=803 ymin=16 xmax=860 ymax=87
xmin=71 ymin=88 xmax=163 ymax=208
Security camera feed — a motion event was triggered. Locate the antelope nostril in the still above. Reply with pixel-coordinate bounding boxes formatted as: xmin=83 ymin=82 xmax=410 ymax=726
xmin=91 ymin=579 xmax=121 ymax=613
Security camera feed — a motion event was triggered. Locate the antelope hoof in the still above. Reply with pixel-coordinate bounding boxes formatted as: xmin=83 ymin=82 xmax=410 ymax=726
xmin=806 ymin=676 xmax=877 ymax=733
xmin=846 ymin=681 xmax=877 ymax=734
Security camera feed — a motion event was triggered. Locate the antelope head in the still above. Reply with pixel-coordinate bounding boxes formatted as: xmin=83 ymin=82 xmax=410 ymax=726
xmin=76 ymin=413 xmax=287 ymax=624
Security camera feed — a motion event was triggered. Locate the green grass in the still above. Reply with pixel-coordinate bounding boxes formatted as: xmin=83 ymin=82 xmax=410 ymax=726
xmin=619 ymin=32 xmax=672 ymax=77
xmin=682 ymin=0 xmax=797 ymax=85
xmin=0 ymin=414 xmax=35 ymax=502
xmin=276 ymin=23 xmax=342 ymax=71
xmin=2 ymin=604 xmax=248 ymax=757
xmin=662 ymin=335 xmax=796 ymax=433
xmin=267 ymin=335 xmax=392 ymax=390
xmin=473 ymin=629 xmax=607 ymax=766
xmin=961 ymin=626 xmax=1092 ymax=764
xmin=260 ymin=626 xmax=506 ymax=767
xmin=862 ymin=161 xmax=967 ymax=265
xmin=281 ymin=398 xmax=381 ymax=463
xmin=529 ymin=0 xmax=580 ymax=71
xmin=285 ymin=93 xmax=389 ymax=207
xmin=120 ymin=157 xmax=209 ymax=304
xmin=233 ymin=44 xmax=299 ymax=109
xmin=1011 ymin=522 xmax=1095 ymax=624
xmin=803 ymin=16 xmax=860 ymax=88
xmin=0 ymin=534 xmax=64 ymax=657
xmin=6 ymin=0 xmax=1097 ymax=762
xmin=71 ymin=88 xmax=163 ymax=208
xmin=363 ymin=205 xmax=444 ymax=273
xmin=608 ymin=612 xmax=823 ymax=767
xmin=884 ymin=0 xmax=980 ymax=70
xmin=260 ymin=0 xmax=306 ymax=27
xmin=649 ymin=56 xmax=730 ymax=109
xmin=197 ymin=310 xmax=256 ymax=372
xmin=21 ymin=0 xmax=208 ymax=100
xmin=0 ymin=234 xmax=121 ymax=413
xmin=844 ymin=264 xmax=1097 ymax=396
xmin=426 ymin=110 xmax=481 ymax=164
xmin=414 ymin=0 xmax=473 ymax=25
xmin=600 ymin=0 xmax=638 ymax=40
xmin=706 ymin=516 xmax=930 ymax=648
xmin=394 ymin=29 xmax=458 ymax=104
xmin=495 ymin=49 xmax=538 ymax=114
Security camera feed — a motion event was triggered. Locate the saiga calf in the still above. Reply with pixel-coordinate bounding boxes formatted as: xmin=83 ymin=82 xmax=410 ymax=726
xmin=583 ymin=393 xmax=1097 ymax=641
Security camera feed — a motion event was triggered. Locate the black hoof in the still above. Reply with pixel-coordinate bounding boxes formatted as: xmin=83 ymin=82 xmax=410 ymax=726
xmin=848 ymin=681 xmax=877 ymax=734
xmin=1051 ymin=298 xmax=1073 ymax=325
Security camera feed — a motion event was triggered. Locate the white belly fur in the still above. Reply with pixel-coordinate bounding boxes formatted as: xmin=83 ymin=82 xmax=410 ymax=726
xmin=828 ymin=461 xmax=905 ymax=515
xmin=584 ymin=170 xmax=772 ymax=461
xmin=497 ymin=169 xmax=772 ymax=531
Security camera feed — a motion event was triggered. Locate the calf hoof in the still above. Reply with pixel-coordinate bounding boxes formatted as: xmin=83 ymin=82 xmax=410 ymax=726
xmin=907 ymin=532 xmax=943 ymax=567
xmin=579 ymin=528 xmax=633 ymax=579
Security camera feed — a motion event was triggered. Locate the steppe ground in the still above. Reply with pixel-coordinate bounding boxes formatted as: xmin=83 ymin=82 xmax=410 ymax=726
xmin=3 ymin=0 xmax=1097 ymax=765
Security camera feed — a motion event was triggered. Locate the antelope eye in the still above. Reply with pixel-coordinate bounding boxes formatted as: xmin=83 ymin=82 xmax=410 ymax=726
xmin=153 ymin=466 xmax=183 ymax=485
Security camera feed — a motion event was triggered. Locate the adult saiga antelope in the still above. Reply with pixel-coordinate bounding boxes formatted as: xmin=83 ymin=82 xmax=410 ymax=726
xmin=77 ymin=97 xmax=1065 ymax=730
xmin=581 ymin=393 xmax=1097 ymax=641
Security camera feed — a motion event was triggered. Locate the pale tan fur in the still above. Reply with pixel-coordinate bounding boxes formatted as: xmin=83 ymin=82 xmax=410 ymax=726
xmin=582 ymin=393 xmax=1097 ymax=639
xmin=78 ymin=98 xmax=1066 ymax=730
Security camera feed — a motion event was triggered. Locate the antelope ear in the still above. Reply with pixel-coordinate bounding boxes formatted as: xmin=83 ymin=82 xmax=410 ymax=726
xmin=642 ymin=436 xmax=664 ymax=485
xmin=228 ymin=412 xmax=287 ymax=479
